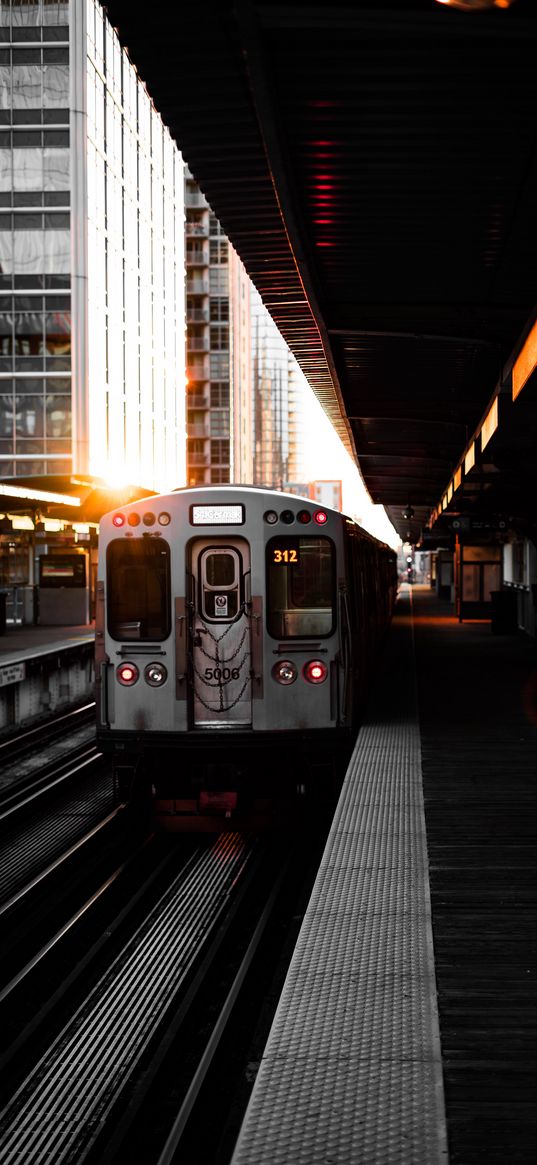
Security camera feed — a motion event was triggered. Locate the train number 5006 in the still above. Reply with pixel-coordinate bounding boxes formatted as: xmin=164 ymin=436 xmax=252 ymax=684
xmin=204 ymin=667 xmax=240 ymax=681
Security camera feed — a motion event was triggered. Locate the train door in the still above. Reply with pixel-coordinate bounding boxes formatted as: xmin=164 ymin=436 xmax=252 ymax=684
xmin=188 ymin=538 xmax=252 ymax=727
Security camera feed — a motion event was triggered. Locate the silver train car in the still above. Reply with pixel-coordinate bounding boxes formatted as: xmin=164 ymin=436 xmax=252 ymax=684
xmin=96 ymin=486 xmax=397 ymax=825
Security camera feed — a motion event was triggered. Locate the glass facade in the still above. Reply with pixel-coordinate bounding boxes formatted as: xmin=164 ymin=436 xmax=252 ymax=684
xmin=0 ymin=0 xmax=70 ymax=475
xmin=0 ymin=0 xmax=186 ymax=489
xmin=251 ymin=285 xmax=292 ymax=489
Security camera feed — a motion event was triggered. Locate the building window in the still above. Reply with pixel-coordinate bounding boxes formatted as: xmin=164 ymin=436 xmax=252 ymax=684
xmin=210 ymin=438 xmax=229 ymax=465
xmin=210 ymin=467 xmax=229 ymax=484
xmin=210 ymin=298 xmax=228 ymax=323
xmin=209 ymin=238 xmax=228 ymax=265
xmin=210 ymin=382 xmax=229 ymax=407
xmin=210 ymin=325 xmax=228 ymax=351
xmin=209 ymin=352 xmax=229 ymax=379
xmin=210 ymin=410 xmax=229 ymax=437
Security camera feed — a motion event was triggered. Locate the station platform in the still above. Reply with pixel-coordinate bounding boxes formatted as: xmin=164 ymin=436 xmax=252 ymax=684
xmin=0 ymin=622 xmax=94 ymax=666
xmin=231 ymin=585 xmax=536 ymax=1165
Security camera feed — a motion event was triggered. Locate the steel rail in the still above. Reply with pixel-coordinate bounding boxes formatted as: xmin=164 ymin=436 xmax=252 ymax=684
xmin=156 ymin=853 xmax=292 ymax=1165
xmin=0 ymin=702 xmax=95 ymax=761
xmin=0 ymin=743 xmax=102 ymax=820
xmin=0 ymin=835 xmax=176 ymax=1077
xmin=0 ymin=833 xmax=254 ymax=1164
xmin=0 ymin=802 xmax=123 ymax=923
xmin=0 ymin=758 xmax=113 ymax=907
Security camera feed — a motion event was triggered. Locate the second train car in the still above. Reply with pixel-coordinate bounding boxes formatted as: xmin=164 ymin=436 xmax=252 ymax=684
xmin=96 ymin=486 xmax=397 ymax=826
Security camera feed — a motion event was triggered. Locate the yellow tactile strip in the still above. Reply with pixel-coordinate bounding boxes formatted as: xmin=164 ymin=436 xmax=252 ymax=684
xmin=231 ymin=596 xmax=448 ymax=1164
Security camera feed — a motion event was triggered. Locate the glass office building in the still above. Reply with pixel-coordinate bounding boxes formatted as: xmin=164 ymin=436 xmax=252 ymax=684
xmin=0 ymin=0 xmax=186 ymax=491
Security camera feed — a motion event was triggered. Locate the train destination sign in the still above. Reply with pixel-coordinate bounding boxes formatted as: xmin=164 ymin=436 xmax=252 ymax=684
xmin=190 ymin=504 xmax=244 ymax=526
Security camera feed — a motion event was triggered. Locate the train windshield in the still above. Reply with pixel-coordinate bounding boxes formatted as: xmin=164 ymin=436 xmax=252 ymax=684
xmin=106 ymin=539 xmax=171 ymax=641
xmin=266 ymin=536 xmax=335 ymax=638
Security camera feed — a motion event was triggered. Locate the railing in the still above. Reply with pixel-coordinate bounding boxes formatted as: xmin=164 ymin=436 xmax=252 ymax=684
xmin=186 ymin=280 xmax=209 ymax=295
xmin=187 ymin=423 xmax=210 ymax=438
xmin=185 ymin=222 xmax=209 ymax=237
xmin=186 ymin=365 xmax=209 ymax=382
xmin=187 ymin=393 xmax=210 ymax=408
xmin=186 ymin=249 xmax=209 ymax=266
xmin=185 ymin=192 xmax=208 ymax=208
xmin=186 ymin=308 xmax=210 ymax=323
xmin=188 ymin=452 xmax=210 ymax=466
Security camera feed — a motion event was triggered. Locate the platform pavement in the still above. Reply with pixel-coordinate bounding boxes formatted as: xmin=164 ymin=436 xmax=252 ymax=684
xmin=230 ymin=584 xmax=536 ymax=1165
xmin=0 ymin=623 xmax=95 ymax=665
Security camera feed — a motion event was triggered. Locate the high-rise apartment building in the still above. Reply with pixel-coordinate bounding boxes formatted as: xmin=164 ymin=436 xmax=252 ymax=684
xmin=251 ymin=285 xmax=309 ymax=489
xmin=185 ymin=168 xmax=312 ymax=491
xmin=185 ymin=166 xmax=251 ymax=486
xmin=0 ymin=0 xmax=185 ymax=491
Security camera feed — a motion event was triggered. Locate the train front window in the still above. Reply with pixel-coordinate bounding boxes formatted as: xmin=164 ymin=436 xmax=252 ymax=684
xmin=107 ymin=539 xmax=171 ymax=641
xmin=266 ymin=536 xmax=335 ymax=638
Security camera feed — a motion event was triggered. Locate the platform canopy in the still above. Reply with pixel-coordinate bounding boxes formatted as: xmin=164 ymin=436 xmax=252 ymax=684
xmin=102 ymin=0 xmax=537 ymax=544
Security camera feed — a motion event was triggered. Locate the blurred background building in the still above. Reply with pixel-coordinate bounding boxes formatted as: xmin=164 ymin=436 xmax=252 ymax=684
xmin=0 ymin=0 xmax=186 ymax=492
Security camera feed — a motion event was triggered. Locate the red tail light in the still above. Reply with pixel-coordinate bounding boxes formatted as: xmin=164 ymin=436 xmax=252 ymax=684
xmin=313 ymin=510 xmax=328 ymax=525
xmin=303 ymin=659 xmax=328 ymax=684
xmin=112 ymin=513 xmax=126 ymax=528
xmin=117 ymin=662 xmax=139 ymax=686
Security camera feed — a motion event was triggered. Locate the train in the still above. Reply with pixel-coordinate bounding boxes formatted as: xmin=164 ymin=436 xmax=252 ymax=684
xmin=95 ymin=486 xmax=397 ymax=827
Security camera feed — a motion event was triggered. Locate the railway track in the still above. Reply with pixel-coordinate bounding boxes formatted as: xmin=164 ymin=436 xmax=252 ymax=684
xmin=0 ymin=823 xmax=327 ymax=1165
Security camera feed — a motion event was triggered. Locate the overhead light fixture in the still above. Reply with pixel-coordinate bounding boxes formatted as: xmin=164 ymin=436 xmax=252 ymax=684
xmin=0 ymin=483 xmax=81 ymax=506
xmin=436 ymin=0 xmax=517 ymax=10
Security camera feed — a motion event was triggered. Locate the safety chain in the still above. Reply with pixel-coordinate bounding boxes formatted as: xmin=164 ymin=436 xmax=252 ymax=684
xmin=193 ymin=672 xmax=251 ymax=714
xmin=190 ymin=608 xmax=252 ymax=713
xmin=195 ymin=622 xmax=249 ymax=665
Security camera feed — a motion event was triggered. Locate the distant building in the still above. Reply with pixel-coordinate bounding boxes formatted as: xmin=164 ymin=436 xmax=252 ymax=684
xmin=0 ymin=0 xmax=186 ymax=491
xmin=309 ymin=480 xmax=343 ymax=512
xmin=185 ymin=167 xmax=252 ymax=486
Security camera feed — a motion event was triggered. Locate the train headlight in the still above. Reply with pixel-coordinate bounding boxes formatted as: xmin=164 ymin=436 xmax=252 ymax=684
xmin=272 ymin=660 xmax=298 ymax=685
xmin=144 ymin=662 xmax=168 ymax=687
xmin=264 ymin=510 xmax=278 ymax=524
xmin=303 ymin=659 xmax=328 ymax=684
xmin=117 ymin=662 xmax=139 ymax=686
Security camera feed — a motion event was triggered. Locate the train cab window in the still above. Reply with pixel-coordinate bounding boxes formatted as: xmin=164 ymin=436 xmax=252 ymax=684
xmin=266 ymin=536 xmax=335 ymax=638
xmin=106 ymin=539 xmax=171 ymax=641
xmin=199 ymin=547 xmax=242 ymax=621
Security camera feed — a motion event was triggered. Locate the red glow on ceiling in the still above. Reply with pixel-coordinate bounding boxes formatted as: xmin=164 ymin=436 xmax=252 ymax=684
xmin=316 ymin=241 xmax=335 ymax=247
xmin=314 ymin=218 xmax=333 ymax=225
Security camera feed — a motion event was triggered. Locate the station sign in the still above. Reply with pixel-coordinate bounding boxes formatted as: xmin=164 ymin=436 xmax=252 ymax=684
xmin=0 ymin=662 xmax=26 ymax=687
xmin=451 ymin=517 xmax=507 ymax=533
